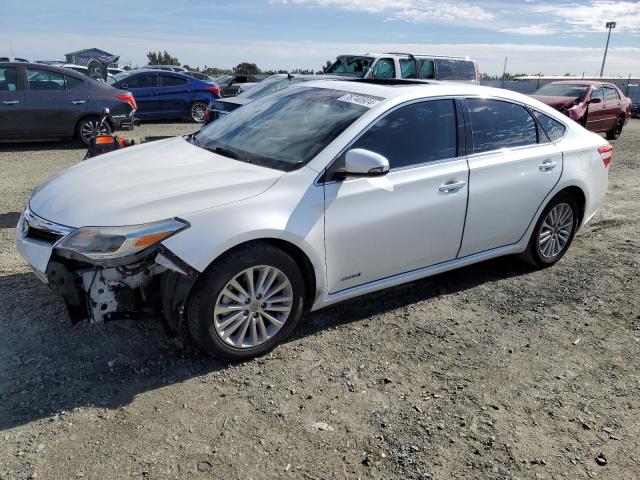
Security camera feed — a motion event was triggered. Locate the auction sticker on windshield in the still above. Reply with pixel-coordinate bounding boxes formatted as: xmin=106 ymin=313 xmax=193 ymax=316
xmin=337 ymin=93 xmax=382 ymax=108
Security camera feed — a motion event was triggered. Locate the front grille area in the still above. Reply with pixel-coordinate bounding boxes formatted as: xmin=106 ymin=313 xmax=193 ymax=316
xmin=26 ymin=226 xmax=63 ymax=244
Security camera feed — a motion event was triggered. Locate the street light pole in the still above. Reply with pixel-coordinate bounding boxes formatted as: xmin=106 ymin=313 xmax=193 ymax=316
xmin=599 ymin=21 xmax=616 ymax=78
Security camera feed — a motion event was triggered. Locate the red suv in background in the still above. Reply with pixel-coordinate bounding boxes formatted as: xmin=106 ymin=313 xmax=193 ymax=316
xmin=531 ymin=81 xmax=632 ymax=139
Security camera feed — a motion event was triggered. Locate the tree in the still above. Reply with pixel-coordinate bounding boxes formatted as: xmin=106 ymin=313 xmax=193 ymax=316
xmin=233 ymin=62 xmax=260 ymax=75
xmin=146 ymin=50 xmax=180 ymax=66
xmin=321 ymin=60 xmax=333 ymax=73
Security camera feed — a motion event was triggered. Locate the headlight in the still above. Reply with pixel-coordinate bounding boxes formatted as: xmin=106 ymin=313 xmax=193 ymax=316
xmin=56 ymin=218 xmax=189 ymax=264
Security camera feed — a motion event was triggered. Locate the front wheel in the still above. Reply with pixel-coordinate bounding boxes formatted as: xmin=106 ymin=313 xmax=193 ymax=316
xmin=189 ymin=101 xmax=208 ymax=123
xmin=606 ymin=117 xmax=624 ymax=140
xmin=187 ymin=243 xmax=306 ymax=361
xmin=519 ymin=193 xmax=578 ymax=268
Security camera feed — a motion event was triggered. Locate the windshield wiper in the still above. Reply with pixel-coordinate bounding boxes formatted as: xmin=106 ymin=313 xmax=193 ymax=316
xmin=206 ymin=145 xmax=251 ymax=164
xmin=186 ymin=133 xmax=200 ymax=146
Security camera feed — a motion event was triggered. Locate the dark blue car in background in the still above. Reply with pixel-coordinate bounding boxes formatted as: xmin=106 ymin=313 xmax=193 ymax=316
xmin=108 ymin=70 xmax=220 ymax=123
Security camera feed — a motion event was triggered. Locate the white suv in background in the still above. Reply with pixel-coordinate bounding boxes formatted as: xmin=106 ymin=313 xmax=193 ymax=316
xmin=16 ymin=80 xmax=610 ymax=360
xmin=326 ymin=53 xmax=480 ymax=83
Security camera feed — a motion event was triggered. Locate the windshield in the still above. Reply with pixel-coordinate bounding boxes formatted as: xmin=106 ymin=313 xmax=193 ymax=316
xmin=193 ymin=87 xmax=374 ymax=171
xmin=108 ymin=71 xmax=132 ymax=86
xmin=535 ymin=83 xmax=589 ymax=98
xmin=240 ymin=76 xmax=304 ymax=100
xmin=214 ymin=75 xmax=232 ymax=84
xmin=326 ymin=56 xmax=374 ymax=78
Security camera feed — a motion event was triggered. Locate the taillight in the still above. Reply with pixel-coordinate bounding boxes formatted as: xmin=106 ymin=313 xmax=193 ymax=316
xmin=206 ymin=85 xmax=221 ymax=96
xmin=598 ymin=145 xmax=613 ymax=167
xmin=116 ymin=93 xmax=137 ymax=111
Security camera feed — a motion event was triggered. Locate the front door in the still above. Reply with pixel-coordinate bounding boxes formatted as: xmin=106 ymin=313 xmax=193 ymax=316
xmin=324 ymin=99 xmax=468 ymax=293
xmin=585 ymin=86 xmax=606 ymax=131
xmin=458 ymin=98 xmax=563 ymax=257
xmin=0 ymin=66 xmax=27 ymax=136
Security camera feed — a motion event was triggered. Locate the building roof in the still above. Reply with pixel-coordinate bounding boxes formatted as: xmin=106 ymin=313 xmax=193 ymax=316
xmin=65 ymin=48 xmax=114 ymax=57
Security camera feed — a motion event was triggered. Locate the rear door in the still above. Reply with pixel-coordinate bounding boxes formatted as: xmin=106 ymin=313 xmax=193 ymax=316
xmin=121 ymin=73 xmax=160 ymax=117
xmin=0 ymin=65 xmax=28 ymax=136
xmin=458 ymin=98 xmax=562 ymax=257
xmin=158 ymin=73 xmax=191 ymax=117
xmin=24 ymin=67 xmax=88 ymax=136
xmin=602 ymin=85 xmax=622 ymax=130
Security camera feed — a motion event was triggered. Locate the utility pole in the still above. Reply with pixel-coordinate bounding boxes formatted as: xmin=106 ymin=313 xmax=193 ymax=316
xmin=599 ymin=22 xmax=616 ymax=78
xmin=501 ymin=57 xmax=508 ymax=88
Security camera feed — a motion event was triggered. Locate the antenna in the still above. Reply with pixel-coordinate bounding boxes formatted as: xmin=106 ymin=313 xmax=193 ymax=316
xmin=9 ymin=40 xmax=14 ymax=58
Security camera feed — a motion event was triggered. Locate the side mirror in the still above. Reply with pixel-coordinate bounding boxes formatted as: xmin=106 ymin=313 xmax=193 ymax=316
xmin=336 ymin=148 xmax=390 ymax=179
xmin=589 ymin=97 xmax=602 ymax=104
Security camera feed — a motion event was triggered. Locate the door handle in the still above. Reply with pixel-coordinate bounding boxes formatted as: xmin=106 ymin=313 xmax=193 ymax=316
xmin=539 ymin=160 xmax=558 ymax=172
xmin=71 ymin=100 xmax=86 ymax=105
xmin=2 ymin=100 xmax=19 ymax=105
xmin=438 ymin=180 xmax=467 ymax=193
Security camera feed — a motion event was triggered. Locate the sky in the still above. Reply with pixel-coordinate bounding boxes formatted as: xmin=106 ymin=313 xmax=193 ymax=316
xmin=2 ymin=0 xmax=640 ymax=76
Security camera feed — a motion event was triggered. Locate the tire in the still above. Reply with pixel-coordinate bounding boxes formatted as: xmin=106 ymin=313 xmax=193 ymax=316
xmin=189 ymin=101 xmax=208 ymax=123
xmin=187 ymin=242 xmax=306 ymax=361
xmin=519 ymin=192 xmax=579 ymax=268
xmin=76 ymin=116 xmax=111 ymax=145
xmin=606 ymin=117 xmax=624 ymax=140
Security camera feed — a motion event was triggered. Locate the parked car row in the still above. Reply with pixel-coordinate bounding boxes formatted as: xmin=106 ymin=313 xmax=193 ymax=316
xmin=16 ymin=79 xmax=612 ymax=360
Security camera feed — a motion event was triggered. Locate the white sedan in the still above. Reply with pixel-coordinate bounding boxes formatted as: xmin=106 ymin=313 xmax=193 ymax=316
xmin=16 ymin=80 xmax=611 ymax=360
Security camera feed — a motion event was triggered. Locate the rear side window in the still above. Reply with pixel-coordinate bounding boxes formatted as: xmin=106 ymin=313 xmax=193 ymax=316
xmin=533 ymin=110 xmax=566 ymax=142
xmin=372 ymin=58 xmax=396 ymax=79
xmin=468 ymin=99 xmax=537 ymax=154
xmin=604 ymin=86 xmax=619 ymax=101
xmin=352 ymin=99 xmax=457 ymax=169
xmin=0 ymin=67 xmax=18 ymax=91
xmin=65 ymin=75 xmax=83 ymax=90
xmin=27 ymin=68 xmax=66 ymax=91
xmin=161 ymin=75 xmax=189 ymax=87
xmin=434 ymin=59 xmax=476 ymax=81
xmin=399 ymin=59 xmax=417 ymax=79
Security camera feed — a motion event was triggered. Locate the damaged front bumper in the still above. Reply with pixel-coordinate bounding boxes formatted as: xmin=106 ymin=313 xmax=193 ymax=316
xmin=16 ymin=209 xmax=198 ymax=333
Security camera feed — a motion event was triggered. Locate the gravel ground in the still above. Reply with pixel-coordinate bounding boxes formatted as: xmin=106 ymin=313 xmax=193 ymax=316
xmin=1 ymin=120 xmax=639 ymax=480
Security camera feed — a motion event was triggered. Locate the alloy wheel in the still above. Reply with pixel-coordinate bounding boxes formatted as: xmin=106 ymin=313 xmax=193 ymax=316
xmin=191 ymin=103 xmax=207 ymax=122
xmin=81 ymin=120 xmax=108 ymax=144
xmin=614 ymin=118 xmax=623 ymax=136
xmin=213 ymin=266 xmax=294 ymax=348
xmin=538 ymin=202 xmax=574 ymax=259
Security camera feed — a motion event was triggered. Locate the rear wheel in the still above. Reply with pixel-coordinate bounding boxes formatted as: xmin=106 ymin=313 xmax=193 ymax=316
xmin=189 ymin=101 xmax=208 ymax=123
xmin=187 ymin=242 xmax=305 ymax=361
xmin=606 ymin=117 xmax=624 ymax=140
xmin=76 ymin=116 xmax=111 ymax=145
xmin=519 ymin=192 xmax=578 ymax=268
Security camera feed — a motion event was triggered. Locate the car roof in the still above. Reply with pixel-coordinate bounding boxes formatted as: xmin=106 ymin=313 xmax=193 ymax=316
xmin=545 ymin=80 xmax=615 ymax=87
xmin=297 ymin=79 xmax=549 ymax=105
xmin=0 ymin=61 xmax=86 ymax=76
xmin=337 ymin=53 xmax=474 ymax=61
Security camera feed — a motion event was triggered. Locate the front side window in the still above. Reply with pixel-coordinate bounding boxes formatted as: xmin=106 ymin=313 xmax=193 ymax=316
xmin=351 ymin=99 xmax=457 ymax=169
xmin=590 ymin=87 xmax=604 ymax=102
xmin=604 ymin=86 xmax=620 ymax=101
xmin=0 ymin=67 xmax=18 ymax=91
xmin=372 ymin=59 xmax=396 ymax=79
xmin=161 ymin=75 xmax=189 ymax=87
xmin=194 ymin=87 xmax=373 ymax=171
xmin=434 ymin=59 xmax=476 ymax=81
xmin=399 ymin=59 xmax=417 ymax=79
xmin=533 ymin=110 xmax=566 ymax=142
xmin=27 ymin=68 xmax=66 ymax=91
xmin=468 ymin=99 xmax=537 ymax=154
xmin=126 ymin=74 xmax=158 ymax=88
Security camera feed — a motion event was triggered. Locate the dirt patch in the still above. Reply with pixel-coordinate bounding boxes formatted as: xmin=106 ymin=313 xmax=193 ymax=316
xmin=1 ymin=120 xmax=639 ymax=479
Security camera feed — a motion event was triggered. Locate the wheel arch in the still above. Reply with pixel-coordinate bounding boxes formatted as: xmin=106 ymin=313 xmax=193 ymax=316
xmin=557 ymin=185 xmax=586 ymax=228
xmin=191 ymin=237 xmax=320 ymax=309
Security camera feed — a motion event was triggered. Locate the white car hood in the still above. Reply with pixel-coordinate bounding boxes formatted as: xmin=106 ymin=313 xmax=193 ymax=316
xmin=29 ymin=137 xmax=284 ymax=227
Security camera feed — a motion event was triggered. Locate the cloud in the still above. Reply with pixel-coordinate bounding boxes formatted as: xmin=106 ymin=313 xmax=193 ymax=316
xmin=532 ymin=1 xmax=640 ymax=33
xmin=272 ymin=0 xmax=494 ymax=23
xmin=501 ymin=24 xmax=558 ymax=36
